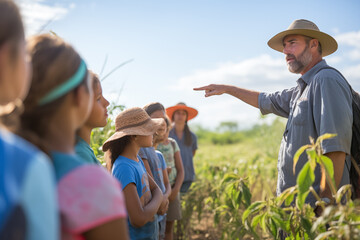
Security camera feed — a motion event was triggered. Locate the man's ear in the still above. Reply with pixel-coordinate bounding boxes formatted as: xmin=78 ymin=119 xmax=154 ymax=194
xmin=310 ymin=39 xmax=319 ymax=49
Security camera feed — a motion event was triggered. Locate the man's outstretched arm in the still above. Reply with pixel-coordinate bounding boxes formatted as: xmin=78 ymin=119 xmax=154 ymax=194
xmin=194 ymin=84 xmax=260 ymax=109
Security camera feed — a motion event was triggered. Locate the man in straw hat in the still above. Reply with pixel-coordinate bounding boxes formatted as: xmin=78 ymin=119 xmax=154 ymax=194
xmin=194 ymin=19 xmax=352 ymax=213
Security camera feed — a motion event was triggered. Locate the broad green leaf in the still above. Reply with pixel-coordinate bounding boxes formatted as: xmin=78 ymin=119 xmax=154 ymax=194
xmin=269 ymin=217 xmax=277 ymax=238
xmin=297 ymin=162 xmax=315 ymax=194
xmin=270 ymin=213 xmax=287 ymax=232
xmin=241 ymin=181 xmax=252 ymax=207
xmin=221 ymin=173 xmax=240 ymax=184
xmin=251 ymin=214 xmax=262 ymax=229
xmin=296 ymin=162 xmax=315 ymax=208
xmin=307 ymin=149 xmax=317 ymax=170
xmin=276 ymin=187 xmax=297 ymax=206
xmin=285 ymin=192 xmax=295 ymax=206
xmin=300 ymin=216 xmax=313 ymax=238
xmin=260 ymin=213 xmax=267 ymax=233
xmin=242 ymin=201 xmax=265 ymax=223
xmin=293 ymin=145 xmax=311 ymax=174
xmin=320 ymin=156 xmax=336 ymax=194
xmin=320 ymin=155 xmax=334 ymax=179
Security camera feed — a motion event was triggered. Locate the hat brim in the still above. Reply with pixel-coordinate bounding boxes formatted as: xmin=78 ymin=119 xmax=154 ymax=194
xmin=267 ymin=29 xmax=338 ymax=57
xmin=102 ymin=118 xmax=164 ymax=151
xmin=166 ymin=105 xmax=198 ymax=121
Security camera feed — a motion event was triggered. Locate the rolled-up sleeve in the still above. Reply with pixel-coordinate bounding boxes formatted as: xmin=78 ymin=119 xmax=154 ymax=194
xmin=258 ymin=87 xmax=296 ymax=118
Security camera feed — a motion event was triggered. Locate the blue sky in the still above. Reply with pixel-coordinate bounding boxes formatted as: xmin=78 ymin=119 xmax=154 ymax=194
xmin=18 ymin=0 xmax=360 ymax=129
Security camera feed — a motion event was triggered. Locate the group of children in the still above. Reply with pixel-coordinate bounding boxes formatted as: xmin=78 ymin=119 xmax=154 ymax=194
xmin=0 ymin=1 xmax=199 ymax=239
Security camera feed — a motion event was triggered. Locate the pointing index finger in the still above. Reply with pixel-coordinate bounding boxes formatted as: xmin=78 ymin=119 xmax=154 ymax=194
xmin=193 ymin=86 xmax=209 ymax=91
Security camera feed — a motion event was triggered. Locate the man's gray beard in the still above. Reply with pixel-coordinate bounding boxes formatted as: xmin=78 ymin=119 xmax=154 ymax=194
xmin=287 ymin=45 xmax=313 ymax=74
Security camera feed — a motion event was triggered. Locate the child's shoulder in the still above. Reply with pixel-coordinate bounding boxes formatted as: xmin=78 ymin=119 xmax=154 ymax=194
xmin=0 ymin=129 xmax=50 ymax=177
xmin=0 ymin=128 xmax=44 ymax=158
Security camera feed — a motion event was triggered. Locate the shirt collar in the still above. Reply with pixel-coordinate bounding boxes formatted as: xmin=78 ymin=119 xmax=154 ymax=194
xmin=301 ymin=59 xmax=328 ymax=85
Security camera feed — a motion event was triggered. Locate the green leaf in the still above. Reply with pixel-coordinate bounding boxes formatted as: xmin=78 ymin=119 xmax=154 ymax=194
xmin=260 ymin=213 xmax=267 ymax=232
xmin=315 ymin=133 xmax=337 ymax=146
xmin=296 ymin=162 xmax=315 ymax=208
xmin=251 ymin=214 xmax=262 ymax=229
xmin=306 ymin=149 xmax=317 ymax=170
xmin=300 ymin=216 xmax=313 ymax=238
xmin=297 ymin=162 xmax=315 ymax=194
xmin=293 ymin=144 xmax=312 ymax=174
xmin=320 ymin=156 xmax=335 ymax=192
xmin=242 ymin=201 xmax=265 ymax=223
xmin=269 ymin=217 xmax=278 ymax=238
xmin=241 ymin=181 xmax=252 ymax=207
xmin=320 ymin=156 xmax=334 ymax=178
xmin=285 ymin=193 xmax=295 ymax=206
xmin=221 ymin=173 xmax=239 ymax=184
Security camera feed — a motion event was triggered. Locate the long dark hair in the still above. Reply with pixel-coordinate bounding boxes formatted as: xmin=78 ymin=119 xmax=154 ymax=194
xmin=172 ymin=110 xmax=193 ymax=146
xmin=103 ymin=135 xmax=133 ymax=172
xmin=18 ymin=34 xmax=89 ymax=155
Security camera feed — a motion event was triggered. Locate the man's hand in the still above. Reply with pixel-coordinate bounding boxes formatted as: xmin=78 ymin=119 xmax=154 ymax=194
xmin=193 ymin=84 xmax=227 ymax=97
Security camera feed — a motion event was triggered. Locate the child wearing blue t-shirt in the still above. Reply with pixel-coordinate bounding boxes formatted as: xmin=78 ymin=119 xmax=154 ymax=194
xmin=142 ymin=102 xmax=172 ymax=240
xmin=0 ymin=1 xmax=58 ymax=239
xmin=103 ymin=107 xmax=165 ymax=240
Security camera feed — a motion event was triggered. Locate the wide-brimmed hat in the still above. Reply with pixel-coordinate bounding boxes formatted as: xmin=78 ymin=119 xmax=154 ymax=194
xmin=166 ymin=102 xmax=198 ymax=121
xmin=102 ymin=107 xmax=163 ymax=151
xmin=267 ymin=19 xmax=337 ymax=57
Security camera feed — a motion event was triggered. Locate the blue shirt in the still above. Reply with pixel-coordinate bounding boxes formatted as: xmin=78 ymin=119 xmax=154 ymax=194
xmin=258 ymin=60 xmax=352 ymax=206
xmin=169 ymin=129 xmax=198 ymax=183
xmin=112 ymin=155 xmax=158 ymax=240
xmin=0 ymin=129 xmax=58 ymax=240
xmin=139 ymin=147 xmax=166 ymax=193
xmin=155 ymin=150 xmax=167 ymax=223
xmin=75 ymin=137 xmax=100 ymax=165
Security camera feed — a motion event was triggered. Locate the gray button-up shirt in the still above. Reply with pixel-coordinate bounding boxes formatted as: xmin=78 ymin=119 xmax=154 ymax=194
xmin=258 ymin=60 xmax=352 ymax=206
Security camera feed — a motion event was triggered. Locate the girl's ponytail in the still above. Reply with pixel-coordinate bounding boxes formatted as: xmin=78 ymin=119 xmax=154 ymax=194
xmin=103 ymin=136 xmax=133 ymax=172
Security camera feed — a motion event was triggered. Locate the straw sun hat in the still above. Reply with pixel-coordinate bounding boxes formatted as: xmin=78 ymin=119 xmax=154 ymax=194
xmin=267 ymin=19 xmax=338 ymax=57
xmin=166 ymin=102 xmax=198 ymax=121
xmin=102 ymin=107 xmax=163 ymax=151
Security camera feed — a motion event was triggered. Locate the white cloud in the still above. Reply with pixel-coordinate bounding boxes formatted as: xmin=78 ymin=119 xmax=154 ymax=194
xmin=335 ymin=30 xmax=360 ymax=61
xmin=17 ymin=0 xmax=74 ymax=36
xmin=343 ymin=63 xmax=360 ymax=80
xmin=335 ymin=30 xmax=360 ymax=48
xmin=173 ymin=54 xmax=295 ymax=93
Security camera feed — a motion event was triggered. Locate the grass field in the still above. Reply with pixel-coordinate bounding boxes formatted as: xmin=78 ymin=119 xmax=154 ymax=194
xmin=178 ymin=118 xmax=285 ymax=239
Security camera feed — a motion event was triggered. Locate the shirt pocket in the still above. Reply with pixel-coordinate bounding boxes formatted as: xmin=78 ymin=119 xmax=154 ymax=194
xmin=292 ymin=99 xmax=308 ymax=126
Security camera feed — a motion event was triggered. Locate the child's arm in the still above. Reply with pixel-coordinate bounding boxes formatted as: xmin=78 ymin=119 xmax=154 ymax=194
xmin=148 ymin=174 xmax=168 ymax=215
xmin=142 ymin=158 xmax=155 ymax=178
xmin=83 ymin=219 xmax=129 ymax=240
xmin=162 ymin=168 xmax=171 ymax=200
xmin=123 ymin=181 xmax=162 ymax=228
xmin=169 ymin=150 xmax=184 ymax=201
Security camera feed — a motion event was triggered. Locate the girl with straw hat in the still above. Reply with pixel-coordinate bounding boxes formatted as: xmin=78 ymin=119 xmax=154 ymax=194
xmin=103 ymin=107 xmax=165 ymax=240
xmin=166 ymin=102 xmax=198 ymax=193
